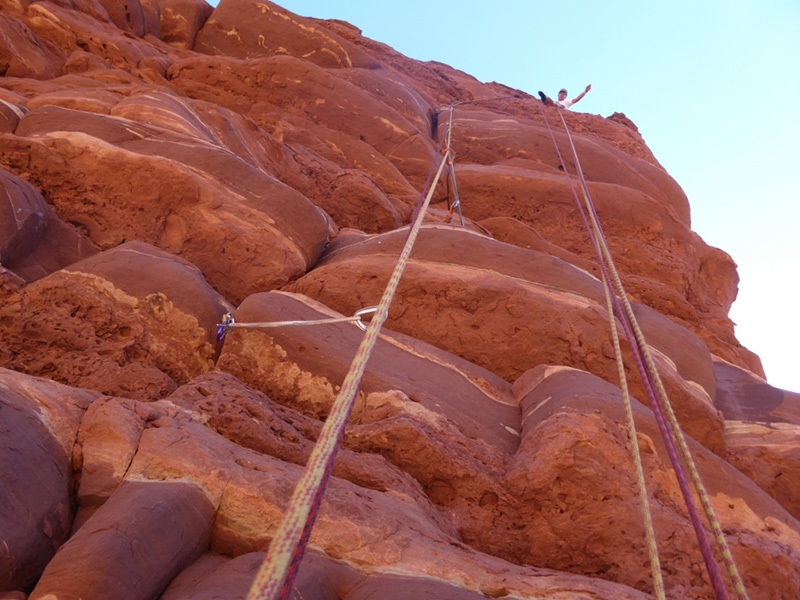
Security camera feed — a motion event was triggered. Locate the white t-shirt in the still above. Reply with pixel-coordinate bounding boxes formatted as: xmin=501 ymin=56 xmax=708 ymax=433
xmin=556 ymin=98 xmax=574 ymax=109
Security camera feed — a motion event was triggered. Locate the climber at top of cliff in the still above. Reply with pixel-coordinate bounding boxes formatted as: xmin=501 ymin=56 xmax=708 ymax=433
xmin=538 ymin=84 xmax=593 ymax=109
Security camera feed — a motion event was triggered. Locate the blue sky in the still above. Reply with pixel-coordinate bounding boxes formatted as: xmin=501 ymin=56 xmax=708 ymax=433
xmin=209 ymin=1 xmax=800 ymax=392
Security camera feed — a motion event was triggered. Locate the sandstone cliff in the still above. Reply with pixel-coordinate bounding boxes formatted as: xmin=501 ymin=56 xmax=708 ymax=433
xmin=1 ymin=1 xmax=799 ymax=599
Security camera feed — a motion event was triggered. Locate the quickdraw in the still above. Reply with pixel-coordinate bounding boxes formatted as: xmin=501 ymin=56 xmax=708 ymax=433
xmin=216 ymin=306 xmax=378 ymax=342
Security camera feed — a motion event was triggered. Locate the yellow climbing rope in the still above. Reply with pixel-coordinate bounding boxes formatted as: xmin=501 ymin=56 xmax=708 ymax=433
xmin=539 ymin=104 xmax=666 ymax=598
xmin=554 ymin=107 xmax=749 ymax=600
xmin=241 ymin=92 xmax=750 ymax=600
xmin=600 ymin=266 xmax=667 ymax=599
xmin=245 ymin=145 xmax=454 ymax=600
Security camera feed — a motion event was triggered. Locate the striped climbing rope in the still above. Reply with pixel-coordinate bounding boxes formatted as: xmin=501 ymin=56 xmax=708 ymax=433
xmin=245 ymin=139 xmax=453 ymax=600
xmin=536 ymin=102 xmax=665 ymax=599
xmin=544 ymin=101 xmax=749 ymax=600
xmin=601 ymin=266 xmax=667 ymax=600
xmin=552 ymin=104 xmax=730 ymax=599
xmin=555 ymin=105 xmax=749 ymax=600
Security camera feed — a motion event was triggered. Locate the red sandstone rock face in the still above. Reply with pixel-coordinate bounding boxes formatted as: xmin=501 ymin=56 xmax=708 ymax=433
xmin=30 ymin=480 xmax=214 ymax=600
xmin=0 ymin=168 xmax=97 ymax=281
xmin=216 ymin=290 xmax=520 ymax=453
xmin=0 ymin=1 xmax=798 ymax=599
xmin=0 ymin=241 xmax=230 ymax=398
xmin=509 ymin=367 xmax=800 ymax=597
xmin=194 ymin=0 xmax=377 ymax=69
xmin=286 ymin=224 xmax=726 ymax=453
xmin=5 ymin=101 xmax=330 ymax=304
xmin=157 ymin=0 xmax=213 ymax=50
xmin=0 ymin=369 xmax=99 ymax=591
xmin=714 ymin=357 xmax=800 ymax=521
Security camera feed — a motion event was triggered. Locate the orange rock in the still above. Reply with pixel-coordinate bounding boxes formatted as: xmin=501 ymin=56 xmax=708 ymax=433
xmin=0 ymin=242 xmax=230 ymax=399
xmin=0 ymin=369 xmax=98 ymax=591
xmin=157 ymin=0 xmax=213 ymax=50
xmin=194 ymin=0 xmax=378 ymax=69
xmin=0 ymin=1 xmax=796 ymax=597
xmin=0 ymin=12 xmax=65 ymax=79
xmin=3 ymin=103 xmax=330 ymax=303
xmin=715 ymin=358 xmax=800 ymax=520
xmin=287 ymin=224 xmax=725 ymax=451
xmin=0 ymin=169 xmax=97 ymax=282
xmin=507 ymin=365 xmax=800 ymax=598
xmin=29 ymin=480 xmax=214 ymax=600
xmin=216 ymin=290 xmax=520 ymax=455
xmin=167 ymin=53 xmax=437 ymax=188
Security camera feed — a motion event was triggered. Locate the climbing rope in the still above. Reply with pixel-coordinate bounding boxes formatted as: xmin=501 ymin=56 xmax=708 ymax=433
xmin=553 ymin=103 xmax=730 ymax=599
xmin=245 ymin=139 xmax=453 ymax=600
xmin=601 ymin=267 xmax=667 ymax=600
xmin=443 ymin=104 xmax=465 ymax=226
xmin=544 ymin=101 xmax=749 ymax=600
xmin=537 ymin=102 xmax=665 ymax=599
xmin=215 ymin=307 xmax=378 ymax=341
xmin=555 ymin=105 xmax=749 ymax=600
xmin=436 ymin=95 xmax=530 ymax=226
xmin=239 ymin=88 xmax=749 ymax=599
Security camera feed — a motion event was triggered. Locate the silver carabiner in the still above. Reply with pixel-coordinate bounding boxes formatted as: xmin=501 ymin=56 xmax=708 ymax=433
xmin=354 ymin=306 xmax=378 ymax=331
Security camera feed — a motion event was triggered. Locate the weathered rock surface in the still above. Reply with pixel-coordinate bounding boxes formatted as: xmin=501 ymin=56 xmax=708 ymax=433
xmin=0 ymin=0 xmax=797 ymax=598
xmin=7 ymin=369 xmax=650 ymax=599
xmin=30 ymin=480 xmax=214 ymax=600
xmin=287 ymin=224 xmax=726 ymax=453
xmin=0 ymin=168 xmax=97 ymax=281
xmin=0 ymin=369 xmax=99 ymax=592
xmin=715 ymin=357 xmax=800 ymax=521
xmin=216 ymin=290 xmax=519 ymax=453
xmin=0 ymin=241 xmax=230 ymax=398
xmin=507 ymin=366 xmax=800 ymax=598
xmin=162 ymin=551 xmax=538 ymax=600
xmin=4 ymin=99 xmax=330 ymax=304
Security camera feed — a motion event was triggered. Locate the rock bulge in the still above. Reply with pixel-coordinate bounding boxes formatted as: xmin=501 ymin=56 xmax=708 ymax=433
xmin=1 ymin=1 xmax=798 ymax=599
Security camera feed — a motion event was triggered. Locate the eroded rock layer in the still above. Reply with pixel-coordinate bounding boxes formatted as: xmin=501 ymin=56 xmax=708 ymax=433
xmin=1 ymin=1 xmax=798 ymax=599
